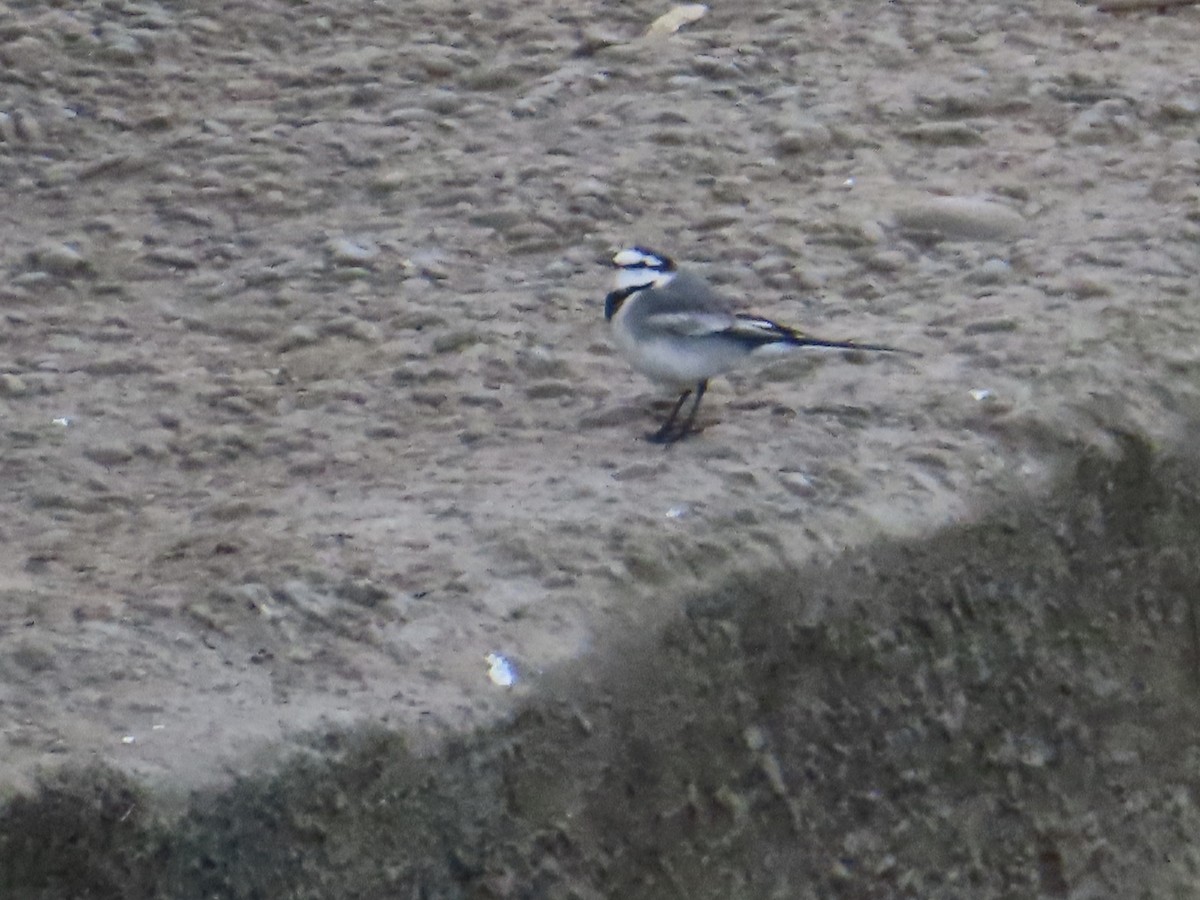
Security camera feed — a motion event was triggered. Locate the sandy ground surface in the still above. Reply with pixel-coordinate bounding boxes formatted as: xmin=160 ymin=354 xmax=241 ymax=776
xmin=2 ymin=0 xmax=1200 ymax=799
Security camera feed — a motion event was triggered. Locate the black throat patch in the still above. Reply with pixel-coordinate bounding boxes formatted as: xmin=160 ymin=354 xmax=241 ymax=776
xmin=604 ymin=285 xmax=648 ymax=321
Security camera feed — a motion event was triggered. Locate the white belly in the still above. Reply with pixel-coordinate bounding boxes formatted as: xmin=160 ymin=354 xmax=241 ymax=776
xmin=611 ymin=306 xmax=749 ymax=388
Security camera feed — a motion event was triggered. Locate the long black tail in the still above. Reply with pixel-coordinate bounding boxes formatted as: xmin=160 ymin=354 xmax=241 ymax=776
xmin=786 ymin=334 xmax=910 ymax=354
xmin=730 ymin=314 xmax=917 ymax=355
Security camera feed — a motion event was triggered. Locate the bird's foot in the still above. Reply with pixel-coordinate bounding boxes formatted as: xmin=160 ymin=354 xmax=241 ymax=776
xmin=645 ymin=423 xmax=703 ymax=445
xmin=645 ymin=428 xmax=680 ymax=445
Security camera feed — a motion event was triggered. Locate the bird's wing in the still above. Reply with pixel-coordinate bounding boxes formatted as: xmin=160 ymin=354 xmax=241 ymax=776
xmin=727 ymin=315 xmax=799 ymax=343
xmin=642 ymin=311 xmax=738 ymax=337
xmin=643 ymin=311 xmax=807 ymax=346
xmin=731 ymin=314 xmax=909 ymax=353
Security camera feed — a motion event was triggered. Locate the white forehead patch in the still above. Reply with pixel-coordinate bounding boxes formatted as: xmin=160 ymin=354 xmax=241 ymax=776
xmin=614 ymin=267 xmax=676 ymax=291
xmin=613 ymin=247 xmax=668 ymax=269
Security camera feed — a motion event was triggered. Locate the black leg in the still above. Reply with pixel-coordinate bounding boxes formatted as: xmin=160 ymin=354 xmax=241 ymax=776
xmin=647 ymin=389 xmax=692 ymax=444
xmin=674 ymin=379 xmax=708 ymax=440
xmin=646 ymin=380 xmax=708 ymax=445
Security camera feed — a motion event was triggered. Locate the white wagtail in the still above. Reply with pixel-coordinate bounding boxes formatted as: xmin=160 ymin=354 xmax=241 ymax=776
xmin=604 ymin=246 xmax=911 ymax=444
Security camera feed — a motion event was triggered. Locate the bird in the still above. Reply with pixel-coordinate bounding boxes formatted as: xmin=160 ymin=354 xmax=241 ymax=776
xmin=603 ymin=246 xmax=910 ymax=444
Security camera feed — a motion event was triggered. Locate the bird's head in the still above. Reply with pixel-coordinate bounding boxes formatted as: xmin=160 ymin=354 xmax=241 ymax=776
xmin=610 ymin=246 xmax=677 ymax=292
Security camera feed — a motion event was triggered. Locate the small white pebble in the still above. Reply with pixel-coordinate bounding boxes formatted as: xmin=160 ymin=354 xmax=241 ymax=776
xmin=969 ymin=389 xmax=992 ymax=402
xmin=328 ymin=236 xmax=378 ymax=265
xmin=485 ymin=652 xmax=517 ymax=687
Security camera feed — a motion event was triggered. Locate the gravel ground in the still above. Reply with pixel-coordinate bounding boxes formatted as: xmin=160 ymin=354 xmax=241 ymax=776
xmin=2 ymin=0 xmax=1200 ymax=893
xmin=5 ymin=440 xmax=1200 ymax=898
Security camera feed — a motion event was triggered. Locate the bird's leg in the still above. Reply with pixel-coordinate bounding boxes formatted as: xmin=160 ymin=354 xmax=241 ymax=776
xmin=647 ymin=388 xmax=692 ymax=444
xmin=674 ymin=379 xmax=708 ymax=441
xmin=648 ymin=380 xmax=709 ymax=445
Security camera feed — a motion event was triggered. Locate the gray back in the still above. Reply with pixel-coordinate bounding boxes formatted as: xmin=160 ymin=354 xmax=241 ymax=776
xmin=634 ymin=271 xmax=735 ymax=319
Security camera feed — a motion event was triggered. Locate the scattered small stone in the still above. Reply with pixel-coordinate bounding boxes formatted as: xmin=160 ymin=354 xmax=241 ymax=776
xmin=460 ymin=393 xmax=502 ymax=409
xmin=0 ymin=112 xmax=18 ymax=144
xmin=645 ymin=3 xmax=708 ymax=37
xmin=370 ymin=170 xmax=407 ymax=193
xmin=524 ymin=380 xmax=575 ymax=400
xmin=411 ymin=45 xmax=469 ymax=79
xmin=422 ymin=89 xmax=466 ymax=116
xmin=691 ymin=55 xmax=741 ymax=80
xmin=29 ymin=491 xmax=73 ymax=510
xmin=864 ymin=250 xmax=908 ymax=273
xmin=894 ymin=196 xmax=1025 ymax=241
xmin=78 ymin=153 xmax=152 ymax=181
xmin=403 ymin=252 xmax=450 ymax=281
xmin=1157 ymin=96 xmax=1200 ymax=122
xmin=127 ymin=2 xmax=176 ymax=29
xmin=1 ymin=36 xmax=51 ymax=75
xmin=204 ymin=501 xmax=259 ymax=522
xmin=322 ymin=317 xmax=382 ymax=343
xmin=432 ymin=330 xmax=481 ymax=354
xmin=157 ymin=412 xmax=182 ymax=434
xmin=162 ymin=205 xmax=214 ymax=227
xmin=11 ymin=271 xmax=52 ymax=288
xmin=1067 ymin=98 xmax=1138 ymax=144
xmin=917 ymin=89 xmax=993 ymax=118
xmin=84 ymin=441 xmax=135 ymax=467
xmin=328 ymin=237 xmax=379 ymax=266
xmin=973 ymin=392 xmax=1014 ymax=415
xmin=579 ymin=405 xmax=642 ymax=428
xmin=967 ymin=257 xmax=1013 ymax=285
xmin=215 ymin=395 xmax=256 ymax=417
xmin=613 ymin=462 xmax=666 ymax=481
xmin=650 ymin=127 xmax=688 ymax=146
xmin=1067 ymin=276 xmax=1114 ymax=299
xmin=963 ymin=318 xmax=1019 ymax=335
xmin=133 ymin=438 xmax=171 ymax=460
xmin=900 ymin=122 xmax=986 ymax=146
xmin=567 ymin=178 xmax=609 ymax=202
xmin=33 ymin=241 xmax=89 ymax=277
xmin=409 ymin=390 xmax=449 ymax=408
xmin=829 ymin=859 xmax=855 ymax=882
xmin=390 ymin=364 xmax=433 ymax=386
xmin=13 ymin=109 xmax=43 ymax=144
xmin=287 ymin=454 xmax=329 ymax=477
xmin=98 ymin=23 xmax=146 ymax=64
xmin=778 ymin=471 xmax=818 ymax=497
xmin=317 ymin=44 xmax=390 ymax=75
xmin=503 ymin=222 xmax=561 ymax=252
xmin=574 ymin=27 xmax=623 ymax=56
xmin=0 ymin=373 xmax=28 ymax=396
xmin=515 ymin=347 xmax=570 ymax=378
xmin=336 ymin=578 xmax=389 ymax=608
xmin=511 ymin=98 xmax=539 ymax=118
xmin=11 ymin=639 xmax=56 ymax=674
xmin=364 ymin=424 xmax=402 ymax=439
xmin=276 ymin=324 xmax=320 ymax=352
xmin=98 ymin=106 xmax=134 ymax=130
xmin=83 ymin=356 xmax=160 ymax=376
xmin=809 ymin=216 xmax=885 ymax=249
xmin=469 ymin=208 xmax=525 ymax=231
xmin=460 ymin=64 xmax=523 ymax=91
xmin=458 ymin=426 xmax=493 ymax=446
xmin=775 ymin=121 xmax=833 ymax=155
xmin=143 ymin=246 xmax=199 ymax=269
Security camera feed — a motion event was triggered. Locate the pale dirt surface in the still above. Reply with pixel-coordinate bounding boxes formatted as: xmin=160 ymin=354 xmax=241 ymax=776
xmin=1 ymin=0 xmax=1199 ymax=851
